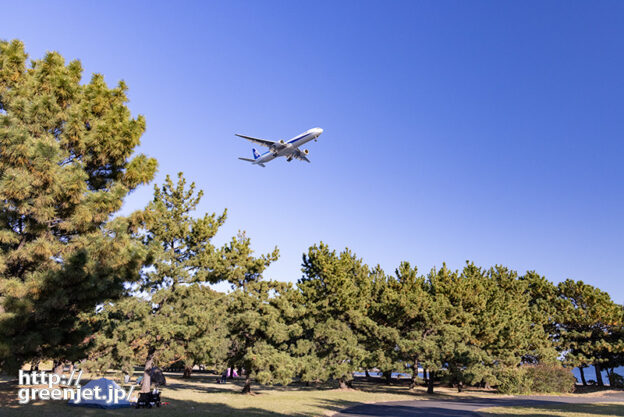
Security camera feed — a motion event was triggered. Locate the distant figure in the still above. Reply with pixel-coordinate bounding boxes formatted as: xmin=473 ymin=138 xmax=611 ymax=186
xmin=149 ymin=366 xmax=167 ymax=386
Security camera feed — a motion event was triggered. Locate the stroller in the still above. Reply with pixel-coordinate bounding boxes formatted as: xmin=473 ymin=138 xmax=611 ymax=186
xmin=136 ymin=389 xmax=161 ymax=408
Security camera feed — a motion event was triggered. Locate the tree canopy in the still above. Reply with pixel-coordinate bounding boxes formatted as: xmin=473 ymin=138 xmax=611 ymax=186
xmin=0 ymin=39 xmax=156 ymax=372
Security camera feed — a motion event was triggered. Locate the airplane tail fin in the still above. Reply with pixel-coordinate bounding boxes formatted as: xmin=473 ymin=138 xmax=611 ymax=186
xmin=252 ymin=148 xmax=260 ymax=159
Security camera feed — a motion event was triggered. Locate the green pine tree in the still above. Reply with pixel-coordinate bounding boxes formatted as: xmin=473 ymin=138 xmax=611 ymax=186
xmin=0 ymin=40 xmax=157 ymax=372
xmin=363 ymin=265 xmax=402 ymax=384
xmin=86 ymin=284 xmax=229 ymax=381
xmin=557 ymin=279 xmax=622 ymax=386
xmin=427 ymin=263 xmax=554 ymax=392
xmin=135 ymin=173 xmax=277 ymax=392
xmin=227 ymin=280 xmax=302 ymax=393
xmin=297 ymin=243 xmax=376 ymax=389
xmin=371 ymin=262 xmax=440 ymax=390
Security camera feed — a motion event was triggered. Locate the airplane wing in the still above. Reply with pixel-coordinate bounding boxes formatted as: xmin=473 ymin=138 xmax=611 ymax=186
xmin=293 ymin=149 xmax=311 ymax=163
xmin=235 ymin=134 xmax=280 ymax=149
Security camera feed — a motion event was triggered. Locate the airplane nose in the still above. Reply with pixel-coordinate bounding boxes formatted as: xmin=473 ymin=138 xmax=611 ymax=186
xmin=316 ymin=128 xmax=324 ymax=135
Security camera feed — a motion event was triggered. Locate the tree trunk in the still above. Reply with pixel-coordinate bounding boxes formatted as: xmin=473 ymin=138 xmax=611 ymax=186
xmin=383 ymin=370 xmax=392 ymax=384
xmin=338 ymin=378 xmax=353 ymax=389
xmin=364 ymin=369 xmax=371 ymax=381
xmin=427 ymin=371 xmax=434 ymax=394
xmin=183 ymin=365 xmax=193 ymax=379
xmin=579 ymin=366 xmax=587 ymax=386
xmin=242 ymin=375 xmax=252 ymax=394
xmin=53 ymin=360 xmax=64 ymax=375
xmin=595 ymin=364 xmax=604 ymax=386
xmin=140 ymin=347 xmax=156 ymax=393
xmin=409 ymin=360 xmax=418 ymax=390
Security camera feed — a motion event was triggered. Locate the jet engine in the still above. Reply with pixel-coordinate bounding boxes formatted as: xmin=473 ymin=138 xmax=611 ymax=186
xmin=279 ymin=140 xmax=285 ymax=144
xmin=302 ymin=149 xmax=309 ymax=154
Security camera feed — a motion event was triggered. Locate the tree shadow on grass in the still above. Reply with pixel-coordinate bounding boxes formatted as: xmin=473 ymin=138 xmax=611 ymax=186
xmin=336 ymin=403 xmax=483 ymax=416
xmin=5 ymin=399 xmax=623 ymax=417
xmin=333 ymin=398 xmax=624 ymax=417
xmin=1 ymin=377 xmax=359 ymax=417
xmin=0 ymin=398 xmax=338 ymax=417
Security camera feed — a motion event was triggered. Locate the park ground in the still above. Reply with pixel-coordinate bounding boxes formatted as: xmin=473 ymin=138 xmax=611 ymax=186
xmin=480 ymin=404 xmax=624 ymax=417
xmin=1 ymin=372 xmax=624 ymax=417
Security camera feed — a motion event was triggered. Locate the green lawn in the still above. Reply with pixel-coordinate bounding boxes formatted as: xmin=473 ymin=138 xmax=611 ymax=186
xmin=479 ymin=403 xmax=624 ymax=417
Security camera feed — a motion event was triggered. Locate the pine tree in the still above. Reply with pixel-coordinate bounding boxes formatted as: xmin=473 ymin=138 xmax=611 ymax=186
xmin=596 ymin=308 xmax=624 ymax=387
xmin=86 ymin=284 xmax=229 ymax=380
xmin=166 ymin=285 xmax=230 ymax=379
xmin=83 ymin=296 xmax=152 ymax=377
xmin=0 ymin=40 xmax=157 ymax=372
xmin=297 ymin=243 xmax=375 ymax=389
xmin=227 ymin=280 xmax=302 ymax=393
xmin=135 ymin=173 xmax=277 ymax=392
xmin=364 ymin=265 xmax=402 ymax=384
xmin=557 ymin=279 xmax=622 ymax=386
xmin=415 ymin=263 xmax=553 ymax=393
xmin=371 ymin=262 xmax=441 ymax=390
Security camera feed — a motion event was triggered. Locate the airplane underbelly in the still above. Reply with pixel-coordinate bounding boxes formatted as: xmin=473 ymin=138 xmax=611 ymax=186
xmin=277 ymin=146 xmax=293 ymax=157
xmin=260 ymin=153 xmax=276 ymax=163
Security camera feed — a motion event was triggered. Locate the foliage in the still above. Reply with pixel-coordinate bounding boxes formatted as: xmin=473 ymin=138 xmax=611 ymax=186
xmin=87 ymin=173 xmax=277 ymax=392
xmin=525 ymin=364 xmax=576 ymax=394
xmin=0 ymin=40 xmax=156 ymax=372
xmin=417 ymin=263 xmax=555 ymax=392
xmin=495 ymin=366 xmax=532 ymax=394
xmin=227 ymin=280 xmax=302 ymax=393
xmin=370 ymin=261 xmax=449 ymax=390
xmin=365 ymin=264 xmax=407 ymax=383
xmin=556 ymin=279 xmax=622 ymax=385
xmin=85 ymin=285 xmax=229 ymax=376
xmin=297 ymin=243 xmax=378 ymax=388
xmin=495 ymin=364 xmax=575 ymax=394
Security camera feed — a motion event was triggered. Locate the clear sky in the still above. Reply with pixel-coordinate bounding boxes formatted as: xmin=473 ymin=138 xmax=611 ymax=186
xmin=2 ymin=1 xmax=623 ymax=302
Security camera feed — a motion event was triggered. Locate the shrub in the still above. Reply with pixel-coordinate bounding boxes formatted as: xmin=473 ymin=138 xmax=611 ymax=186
xmin=496 ymin=364 xmax=576 ymax=394
xmin=495 ymin=366 xmax=532 ymax=394
xmin=526 ymin=364 xmax=576 ymax=393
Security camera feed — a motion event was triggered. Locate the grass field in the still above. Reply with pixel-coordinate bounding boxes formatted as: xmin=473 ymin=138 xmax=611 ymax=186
xmin=2 ymin=372 xmax=623 ymax=417
xmin=479 ymin=403 xmax=624 ymax=417
xmin=1 ymin=373 xmax=432 ymax=416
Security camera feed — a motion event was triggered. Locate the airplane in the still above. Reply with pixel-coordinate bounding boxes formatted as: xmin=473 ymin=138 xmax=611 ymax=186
xmin=236 ymin=127 xmax=324 ymax=167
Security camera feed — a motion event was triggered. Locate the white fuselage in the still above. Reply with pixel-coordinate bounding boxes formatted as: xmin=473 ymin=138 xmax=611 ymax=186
xmin=254 ymin=127 xmax=323 ymax=164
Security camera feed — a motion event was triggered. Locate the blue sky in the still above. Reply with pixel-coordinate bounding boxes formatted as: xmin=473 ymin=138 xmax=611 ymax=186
xmin=3 ymin=1 xmax=623 ymax=302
